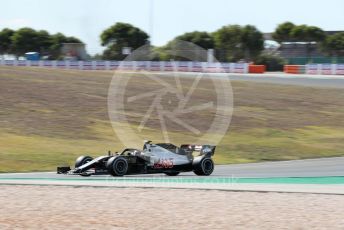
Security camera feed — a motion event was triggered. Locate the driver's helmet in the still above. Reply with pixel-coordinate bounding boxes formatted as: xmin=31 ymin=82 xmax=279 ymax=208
xmin=133 ymin=150 xmax=141 ymax=156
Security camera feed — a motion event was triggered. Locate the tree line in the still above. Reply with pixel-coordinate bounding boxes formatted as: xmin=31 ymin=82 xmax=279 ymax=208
xmin=99 ymin=22 xmax=265 ymax=62
xmin=1 ymin=22 xmax=343 ymax=62
xmin=0 ymin=28 xmax=81 ymax=59
xmin=273 ymin=22 xmax=344 ymax=57
xmin=99 ymin=22 xmax=344 ymax=64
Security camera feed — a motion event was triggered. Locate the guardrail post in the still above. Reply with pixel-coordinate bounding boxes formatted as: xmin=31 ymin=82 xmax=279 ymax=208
xmin=317 ymin=64 xmax=321 ymax=75
xmin=243 ymin=63 xmax=249 ymax=74
xmin=331 ymin=64 xmax=336 ymax=75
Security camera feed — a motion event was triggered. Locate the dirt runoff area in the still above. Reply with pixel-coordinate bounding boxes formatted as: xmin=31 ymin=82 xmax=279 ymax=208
xmin=0 ymin=185 xmax=343 ymax=229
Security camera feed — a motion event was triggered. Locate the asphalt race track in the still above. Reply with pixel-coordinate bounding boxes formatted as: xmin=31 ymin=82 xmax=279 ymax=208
xmin=1 ymin=157 xmax=344 ymax=194
xmin=1 ymin=156 xmax=344 ymax=179
xmin=150 ymin=71 xmax=344 ymax=88
xmin=229 ymin=73 xmax=344 ymax=88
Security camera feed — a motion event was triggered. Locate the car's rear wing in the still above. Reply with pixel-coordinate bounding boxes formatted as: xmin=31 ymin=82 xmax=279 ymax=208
xmin=180 ymin=144 xmax=216 ymax=156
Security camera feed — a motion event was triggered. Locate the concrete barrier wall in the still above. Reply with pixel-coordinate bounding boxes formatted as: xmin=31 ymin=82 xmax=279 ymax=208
xmin=284 ymin=65 xmax=306 ymax=74
xmin=283 ymin=64 xmax=344 ymax=75
xmin=305 ymin=64 xmax=344 ymax=75
xmin=248 ymin=65 xmax=266 ymax=73
xmin=0 ymin=60 xmax=249 ymax=73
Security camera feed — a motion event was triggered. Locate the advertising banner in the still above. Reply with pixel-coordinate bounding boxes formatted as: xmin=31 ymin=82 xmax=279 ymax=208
xmin=320 ymin=64 xmax=332 ymax=75
xmin=306 ymin=64 xmax=318 ymax=74
xmin=0 ymin=60 xmax=252 ymax=73
xmin=335 ymin=64 xmax=344 ymax=75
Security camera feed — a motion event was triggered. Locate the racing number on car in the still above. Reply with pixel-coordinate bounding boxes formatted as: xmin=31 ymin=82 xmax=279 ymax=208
xmin=153 ymin=158 xmax=174 ymax=169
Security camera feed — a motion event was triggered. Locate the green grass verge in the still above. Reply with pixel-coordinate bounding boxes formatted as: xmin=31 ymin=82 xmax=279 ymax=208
xmin=215 ymin=126 xmax=344 ymax=164
xmin=1 ymin=125 xmax=344 ymax=172
xmin=1 ymin=67 xmax=344 ymax=172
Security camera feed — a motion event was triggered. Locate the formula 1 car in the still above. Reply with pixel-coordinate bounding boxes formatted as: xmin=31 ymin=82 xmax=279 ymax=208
xmin=57 ymin=141 xmax=215 ymax=176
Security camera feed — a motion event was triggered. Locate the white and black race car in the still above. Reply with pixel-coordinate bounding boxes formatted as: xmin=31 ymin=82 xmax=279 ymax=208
xmin=57 ymin=141 xmax=215 ymax=176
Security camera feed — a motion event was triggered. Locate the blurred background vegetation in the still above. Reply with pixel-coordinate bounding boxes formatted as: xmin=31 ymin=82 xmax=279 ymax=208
xmin=1 ymin=21 xmax=344 ymax=70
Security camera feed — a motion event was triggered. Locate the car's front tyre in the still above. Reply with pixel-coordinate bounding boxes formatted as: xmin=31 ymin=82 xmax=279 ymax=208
xmin=106 ymin=156 xmax=128 ymax=176
xmin=75 ymin=156 xmax=93 ymax=168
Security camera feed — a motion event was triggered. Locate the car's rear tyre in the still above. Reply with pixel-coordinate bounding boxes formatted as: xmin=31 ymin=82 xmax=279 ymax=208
xmin=164 ymin=172 xmax=180 ymax=176
xmin=193 ymin=157 xmax=214 ymax=176
xmin=75 ymin=156 xmax=93 ymax=168
xmin=106 ymin=156 xmax=128 ymax=176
